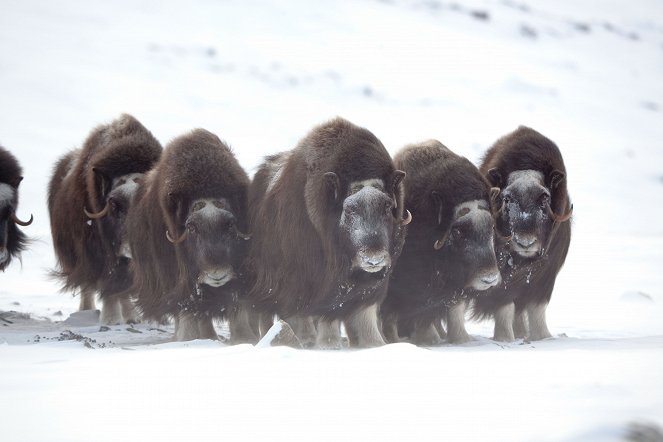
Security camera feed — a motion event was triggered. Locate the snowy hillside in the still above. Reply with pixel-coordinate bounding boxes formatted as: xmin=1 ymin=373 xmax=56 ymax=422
xmin=1 ymin=0 xmax=662 ymax=441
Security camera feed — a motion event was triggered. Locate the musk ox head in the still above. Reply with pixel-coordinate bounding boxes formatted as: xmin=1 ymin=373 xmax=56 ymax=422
xmin=1 ymin=167 xmax=33 ymax=271
xmin=85 ymin=171 xmax=144 ymax=260
xmin=489 ymin=168 xmax=572 ymax=258
xmin=166 ymin=197 xmax=249 ymax=288
xmin=324 ymin=171 xmax=410 ymax=277
xmin=431 ymin=196 xmax=501 ymax=291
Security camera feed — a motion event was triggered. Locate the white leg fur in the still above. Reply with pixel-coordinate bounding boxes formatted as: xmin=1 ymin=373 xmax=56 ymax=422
xmin=345 ymin=304 xmax=386 ymax=348
xmin=446 ymin=300 xmax=472 ymax=344
xmin=316 ymin=319 xmax=342 ymax=349
xmin=100 ymin=297 xmax=122 ymax=325
xmin=229 ymin=306 xmax=258 ymax=344
xmin=411 ymin=322 xmax=443 ymax=346
xmin=174 ymin=314 xmax=201 ymax=341
xmin=382 ymin=316 xmax=401 ymax=343
xmin=493 ymin=302 xmax=516 ymax=342
xmin=287 ymin=316 xmax=317 ymax=348
xmin=526 ymin=303 xmax=552 ymax=341
xmin=120 ymin=296 xmax=140 ymax=324
xmin=513 ymin=309 xmax=528 ymax=339
xmin=197 ymin=317 xmax=218 ymax=341
xmin=79 ymin=289 xmax=96 ymax=311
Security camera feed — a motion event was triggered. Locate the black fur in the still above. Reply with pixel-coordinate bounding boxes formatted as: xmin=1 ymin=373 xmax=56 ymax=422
xmin=0 ymin=146 xmax=30 ymax=271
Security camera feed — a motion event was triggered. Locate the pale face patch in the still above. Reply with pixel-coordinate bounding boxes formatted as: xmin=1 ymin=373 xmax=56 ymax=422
xmin=349 ymin=178 xmax=385 ymax=195
xmin=0 ymin=183 xmax=16 ymax=207
xmin=190 ymin=198 xmax=230 ymax=220
xmin=506 ymin=170 xmax=544 ymax=189
xmin=110 ymin=173 xmax=143 ymax=200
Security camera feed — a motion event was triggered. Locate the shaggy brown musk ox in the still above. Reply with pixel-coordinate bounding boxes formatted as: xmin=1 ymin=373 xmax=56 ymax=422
xmin=127 ymin=129 xmax=255 ymax=342
xmin=472 ymin=126 xmax=573 ymax=341
xmin=380 ymin=140 xmax=501 ymax=345
xmin=48 ymin=114 xmax=162 ymax=323
xmin=247 ymin=117 xmax=411 ymax=348
xmin=0 ymin=146 xmax=33 ymax=271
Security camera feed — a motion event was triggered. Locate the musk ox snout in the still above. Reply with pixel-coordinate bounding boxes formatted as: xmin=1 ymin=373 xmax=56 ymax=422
xmin=340 ymin=183 xmax=395 ymax=270
xmin=470 ymin=268 xmax=502 ymax=291
xmin=198 ymin=267 xmax=235 ymax=287
xmin=352 ymin=249 xmax=391 ymax=273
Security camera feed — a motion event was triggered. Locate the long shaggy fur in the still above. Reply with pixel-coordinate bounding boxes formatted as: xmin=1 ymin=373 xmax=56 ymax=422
xmin=127 ymin=129 xmax=250 ymax=321
xmin=381 ymin=140 xmax=495 ymax=338
xmin=48 ymin=114 xmax=162 ymax=295
xmin=472 ymin=126 xmax=572 ymax=319
xmin=247 ymin=117 xmax=407 ymax=320
xmin=0 ymin=146 xmax=29 ymax=271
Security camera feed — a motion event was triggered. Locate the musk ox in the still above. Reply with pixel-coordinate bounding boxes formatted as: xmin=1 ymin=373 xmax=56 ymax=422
xmin=48 ymin=114 xmax=162 ymax=323
xmin=0 ymin=146 xmax=33 ymax=271
xmin=127 ymin=129 xmax=255 ymax=342
xmin=472 ymin=126 xmax=572 ymax=341
xmin=247 ymin=117 xmax=411 ymax=348
xmin=380 ymin=140 xmax=501 ymax=345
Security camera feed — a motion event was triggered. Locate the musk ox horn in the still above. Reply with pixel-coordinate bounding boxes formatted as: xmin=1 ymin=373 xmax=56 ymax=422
xmin=401 ymin=210 xmax=412 ymax=226
xmin=84 ymin=203 xmax=110 ymax=219
xmin=546 ymin=203 xmax=573 ymax=223
xmin=166 ymin=229 xmax=188 ymax=244
xmin=11 ymin=212 xmax=33 ymax=227
xmin=433 ymin=228 xmax=451 ymax=250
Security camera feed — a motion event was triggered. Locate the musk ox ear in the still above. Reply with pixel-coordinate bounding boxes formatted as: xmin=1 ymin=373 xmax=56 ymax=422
xmin=430 ymin=191 xmax=444 ymax=225
xmin=10 ymin=176 xmax=23 ymax=189
xmin=324 ymin=172 xmax=340 ymax=201
xmin=549 ymin=170 xmax=566 ymax=189
xmin=92 ymin=167 xmax=112 ymax=199
xmin=487 ymin=168 xmax=503 ymax=188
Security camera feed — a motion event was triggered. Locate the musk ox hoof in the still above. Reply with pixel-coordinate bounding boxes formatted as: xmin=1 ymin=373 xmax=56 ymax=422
xmin=447 ymin=332 xmax=473 ymax=345
xmin=256 ymin=320 xmax=303 ymax=349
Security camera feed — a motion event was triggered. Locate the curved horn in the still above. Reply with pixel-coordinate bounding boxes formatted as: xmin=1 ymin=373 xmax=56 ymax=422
xmin=11 ymin=212 xmax=33 ymax=227
xmin=166 ymin=229 xmax=188 ymax=244
xmin=546 ymin=203 xmax=573 ymax=223
xmin=401 ymin=210 xmax=412 ymax=226
xmin=84 ymin=203 xmax=110 ymax=220
xmin=433 ymin=228 xmax=451 ymax=250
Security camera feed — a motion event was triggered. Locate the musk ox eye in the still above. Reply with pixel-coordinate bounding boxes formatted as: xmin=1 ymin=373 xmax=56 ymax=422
xmin=187 ymin=223 xmax=197 ymax=234
xmin=539 ymin=193 xmax=550 ymax=206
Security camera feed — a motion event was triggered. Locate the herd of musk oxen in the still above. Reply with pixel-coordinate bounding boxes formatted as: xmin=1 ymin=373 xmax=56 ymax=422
xmin=0 ymin=114 xmax=573 ymax=348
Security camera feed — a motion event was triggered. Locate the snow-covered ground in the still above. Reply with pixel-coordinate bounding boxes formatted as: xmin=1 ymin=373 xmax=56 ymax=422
xmin=1 ymin=0 xmax=662 ymax=440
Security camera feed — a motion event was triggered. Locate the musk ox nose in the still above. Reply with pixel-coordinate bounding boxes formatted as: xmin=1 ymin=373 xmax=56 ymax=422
xmin=471 ymin=270 xmax=501 ymax=291
xmin=355 ymin=251 xmax=391 ymax=273
xmin=515 ymin=235 xmax=537 ymax=249
xmin=198 ymin=267 xmax=235 ymax=288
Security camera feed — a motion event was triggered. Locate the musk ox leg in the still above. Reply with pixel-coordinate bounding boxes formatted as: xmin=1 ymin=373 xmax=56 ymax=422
xmin=447 ymin=300 xmax=472 ymax=344
xmin=513 ymin=309 xmax=528 ymax=339
xmin=79 ymin=289 xmax=96 ymax=311
xmin=197 ymin=317 xmax=219 ymax=341
xmin=433 ymin=319 xmax=447 ymax=340
xmin=286 ymin=316 xmax=317 ymax=348
xmin=493 ymin=302 xmax=516 ymax=342
xmin=526 ymin=303 xmax=552 ymax=341
xmin=316 ymin=319 xmax=342 ymax=349
xmin=100 ymin=297 xmax=123 ymax=325
xmin=174 ymin=314 xmax=202 ymax=341
xmin=381 ymin=316 xmax=401 ymax=343
xmin=345 ymin=304 xmax=386 ymax=348
xmin=229 ymin=306 xmax=259 ymax=344
xmin=120 ymin=296 xmax=140 ymax=324
xmin=410 ymin=322 xmax=443 ymax=346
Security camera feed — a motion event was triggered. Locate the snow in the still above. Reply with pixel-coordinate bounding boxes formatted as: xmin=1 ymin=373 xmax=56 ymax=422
xmin=1 ymin=0 xmax=663 ymax=441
